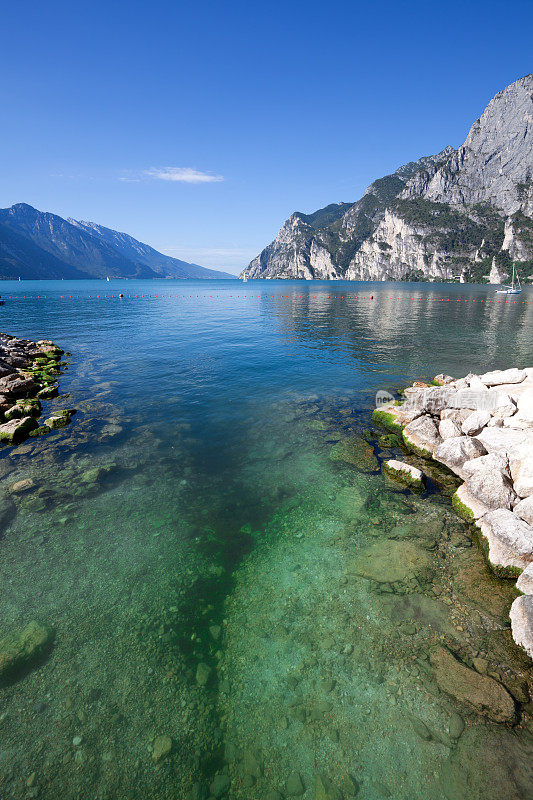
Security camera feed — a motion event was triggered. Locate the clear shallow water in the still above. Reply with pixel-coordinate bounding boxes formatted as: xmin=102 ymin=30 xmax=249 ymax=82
xmin=0 ymin=279 xmax=532 ymax=800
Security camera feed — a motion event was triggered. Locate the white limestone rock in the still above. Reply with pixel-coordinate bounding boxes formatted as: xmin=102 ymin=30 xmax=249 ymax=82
xmin=478 ymin=509 xmax=533 ymax=575
xmin=462 ymin=451 xmax=510 ymax=479
xmin=489 ymin=394 xmax=517 ymax=418
xmin=516 ymin=387 xmax=533 ymax=423
xmin=516 ymin=562 xmax=533 ymax=594
xmin=477 ymin=427 xmax=533 ymax=457
xmin=434 ymin=436 xmax=486 ymax=470
xmin=464 ymin=468 xmax=516 ymax=510
xmin=461 ymin=410 xmax=491 ymax=436
xmin=434 ymin=374 xmax=454 ymax=385
xmin=439 ymin=418 xmax=461 ymax=439
xmin=402 ymin=415 xmax=441 ymax=456
xmin=510 ymin=456 xmax=533 ymax=499
xmin=468 ymin=375 xmax=488 ymax=391
xmin=441 ymin=408 xmax=473 ymax=424
xmin=453 ymin=483 xmax=491 ymax=521
xmin=514 ymin=496 xmax=533 ymax=527
xmin=479 ymin=368 xmax=526 ymax=387
xmin=509 ymin=595 xmax=533 ymax=660
xmin=503 ymin=417 xmax=531 ymax=430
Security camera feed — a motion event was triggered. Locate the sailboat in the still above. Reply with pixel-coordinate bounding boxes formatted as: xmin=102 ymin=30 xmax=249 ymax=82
xmin=496 ymin=262 xmax=522 ymax=294
xmin=106 ymin=276 xmax=110 ymax=282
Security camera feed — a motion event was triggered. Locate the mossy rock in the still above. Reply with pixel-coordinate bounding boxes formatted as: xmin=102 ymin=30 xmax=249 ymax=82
xmin=382 ymin=461 xmax=425 ymax=492
xmin=306 ymin=419 xmax=330 ymax=431
xmin=0 ymin=416 xmax=38 ymax=443
xmin=329 ymin=436 xmax=378 ymax=472
xmin=451 ymin=491 xmax=476 ymax=523
xmin=29 ymin=425 xmax=51 ymax=438
xmin=401 ymin=430 xmax=433 ymax=459
xmin=378 ymin=433 xmax=402 ymax=449
xmin=45 ymin=410 xmax=73 ymax=429
xmin=37 ymin=385 xmax=58 ymax=399
xmin=372 ymin=407 xmax=403 ymax=435
xmin=0 ymin=621 xmax=54 ymax=683
xmin=6 ymin=399 xmax=42 ymax=419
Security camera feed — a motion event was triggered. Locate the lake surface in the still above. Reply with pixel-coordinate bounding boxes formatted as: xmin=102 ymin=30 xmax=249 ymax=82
xmin=0 ymin=279 xmax=532 ymax=800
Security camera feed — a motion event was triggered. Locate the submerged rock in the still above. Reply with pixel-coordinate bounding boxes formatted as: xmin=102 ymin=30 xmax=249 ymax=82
xmin=352 ymin=539 xmax=433 ymax=585
xmin=286 ymin=772 xmax=305 ymax=796
xmin=0 ymin=621 xmax=53 ymax=683
xmin=152 ymin=734 xmax=172 ymax=761
xmin=329 ymin=436 xmax=378 ymax=471
xmin=210 ymin=774 xmax=230 ymax=797
xmin=382 ymin=459 xmax=425 ymax=491
xmin=314 ymin=773 xmax=343 ymax=800
xmin=429 ymin=645 xmax=516 ymax=723
xmin=195 ymin=661 xmax=212 ymax=687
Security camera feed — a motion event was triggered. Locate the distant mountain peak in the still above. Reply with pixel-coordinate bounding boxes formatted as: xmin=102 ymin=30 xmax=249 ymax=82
xmin=0 ymin=205 xmax=235 ymax=280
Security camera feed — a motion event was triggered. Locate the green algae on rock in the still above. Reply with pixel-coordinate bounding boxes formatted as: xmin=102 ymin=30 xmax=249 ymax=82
xmin=382 ymin=459 xmax=426 ymax=492
xmin=0 ymin=621 xmax=54 ymax=683
xmin=0 ymin=333 xmax=70 ymax=447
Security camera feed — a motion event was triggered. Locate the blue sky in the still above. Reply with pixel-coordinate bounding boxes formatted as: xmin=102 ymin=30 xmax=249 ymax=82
xmin=1 ymin=0 xmax=532 ymax=274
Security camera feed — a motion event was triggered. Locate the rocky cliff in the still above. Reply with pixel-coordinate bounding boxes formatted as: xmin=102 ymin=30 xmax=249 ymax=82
xmin=243 ymin=75 xmax=533 ymax=283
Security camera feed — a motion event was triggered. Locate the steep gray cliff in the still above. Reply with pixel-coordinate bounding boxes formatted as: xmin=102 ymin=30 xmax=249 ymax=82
xmin=243 ymin=74 xmax=533 ymax=283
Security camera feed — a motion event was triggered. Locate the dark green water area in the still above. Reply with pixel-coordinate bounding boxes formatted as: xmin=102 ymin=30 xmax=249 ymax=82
xmin=0 ymin=279 xmax=532 ymax=799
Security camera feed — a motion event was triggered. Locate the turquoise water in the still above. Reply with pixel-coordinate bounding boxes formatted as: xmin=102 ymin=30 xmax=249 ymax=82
xmin=0 ymin=279 xmax=532 ymax=800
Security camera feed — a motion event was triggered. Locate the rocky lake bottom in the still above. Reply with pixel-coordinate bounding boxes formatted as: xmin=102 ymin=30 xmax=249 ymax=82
xmin=0 ymin=280 xmax=532 ymax=800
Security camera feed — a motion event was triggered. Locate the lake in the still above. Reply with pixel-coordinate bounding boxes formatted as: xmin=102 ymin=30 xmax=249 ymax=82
xmin=0 ymin=279 xmax=531 ymax=800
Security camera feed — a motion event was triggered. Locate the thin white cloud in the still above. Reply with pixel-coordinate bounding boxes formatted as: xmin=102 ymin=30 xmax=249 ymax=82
xmin=144 ymin=167 xmax=224 ymax=184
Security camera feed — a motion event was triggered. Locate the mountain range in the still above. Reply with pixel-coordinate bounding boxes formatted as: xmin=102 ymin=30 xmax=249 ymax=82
xmin=0 ymin=204 xmax=234 ymax=280
xmin=241 ymin=74 xmax=533 ymax=283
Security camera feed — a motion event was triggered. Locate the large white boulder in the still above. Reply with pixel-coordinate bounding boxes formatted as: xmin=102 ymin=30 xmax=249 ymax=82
xmin=490 ymin=394 xmax=517 ymax=418
xmin=516 ymin=387 xmax=533 ymax=423
xmin=510 ymin=455 xmax=533 ymax=498
xmin=516 ymin=562 xmax=533 ymax=594
xmin=462 ymin=452 xmax=510 ymax=478
xmin=477 ymin=427 xmax=533 ymax=456
xmin=478 ymin=508 xmax=533 ymax=574
xmin=509 ymin=595 xmax=533 ymax=659
xmin=468 ymin=375 xmax=488 ymax=391
xmin=434 ymin=436 xmax=486 ymax=470
xmin=465 ymin=469 xmax=516 ymax=510
xmin=453 ymin=483 xmax=491 ymax=521
xmin=479 ymin=368 xmax=526 ymax=386
xmin=514 ymin=495 xmax=533 ymax=526
xmin=439 ymin=418 xmax=461 ymax=439
xmin=402 ymin=415 xmax=441 ymax=456
xmin=461 ymin=409 xmax=491 ymax=436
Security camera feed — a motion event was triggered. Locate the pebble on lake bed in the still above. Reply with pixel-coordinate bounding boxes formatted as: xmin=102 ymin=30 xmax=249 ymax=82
xmin=151 ymin=734 xmax=172 ymax=761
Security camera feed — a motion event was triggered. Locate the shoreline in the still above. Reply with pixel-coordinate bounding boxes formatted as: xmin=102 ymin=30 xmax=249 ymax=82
xmin=372 ymin=368 xmax=533 ymax=662
xmin=0 ymin=333 xmax=73 ymax=445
